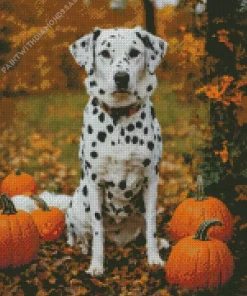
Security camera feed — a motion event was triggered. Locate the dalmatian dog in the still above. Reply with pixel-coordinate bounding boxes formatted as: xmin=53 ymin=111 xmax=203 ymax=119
xmin=67 ymin=27 xmax=169 ymax=276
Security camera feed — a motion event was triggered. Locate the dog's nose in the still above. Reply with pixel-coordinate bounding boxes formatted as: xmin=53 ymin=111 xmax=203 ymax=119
xmin=114 ymin=71 xmax=130 ymax=89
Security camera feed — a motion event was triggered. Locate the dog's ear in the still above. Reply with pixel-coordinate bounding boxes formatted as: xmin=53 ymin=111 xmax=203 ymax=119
xmin=69 ymin=28 xmax=101 ymax=74
xmin=134 ymin=27 xmax=168 ymax=74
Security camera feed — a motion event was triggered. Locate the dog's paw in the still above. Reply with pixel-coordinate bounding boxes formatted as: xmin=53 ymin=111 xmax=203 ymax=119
xmin=67 ymin=237 xmax=75 ymax=247
xmin=147 ymin=253 xmax=164 ymax=266
xmin=86 ymin=263 xmax=104 ymax=276
xmin=80 ymin=243 xmax=89 ymax=255
xmin=158 ymin=238 xmax=170 ymax=250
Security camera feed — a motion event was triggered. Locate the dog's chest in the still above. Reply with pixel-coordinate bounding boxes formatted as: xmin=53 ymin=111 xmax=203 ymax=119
xmin=82 ymin=98 xmax=162 ymax=222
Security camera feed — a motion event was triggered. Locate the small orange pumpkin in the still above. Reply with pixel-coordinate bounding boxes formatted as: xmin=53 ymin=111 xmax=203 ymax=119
xmin=30 ymin=196 xmax=65 ymax=241
xmin=167 ymin=175 xmax=233 ymax=242
xmin=0 ymin=169 xmax=38 ymax=197
xmin=0 ymin=194 xmax=40 ymax=269
xmin=165 ymin=219 xmax=234 ymax=289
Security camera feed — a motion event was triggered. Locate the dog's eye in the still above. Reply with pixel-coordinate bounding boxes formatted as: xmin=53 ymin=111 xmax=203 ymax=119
xmin=100 ymin=50 xmax=111 ymax=58
xmin=129 ymin=48 xmax=141 ymax=58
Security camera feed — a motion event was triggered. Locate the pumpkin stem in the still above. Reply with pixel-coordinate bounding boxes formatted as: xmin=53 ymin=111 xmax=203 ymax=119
xmin=195 ymin=175 xmax=208 ymax=201
xmin=15 ymin=168 xmax=21 ymax=175
xmin=193 ymin=219 xmax=222 ymax=241
xmin=31 ymin=195 xmax=50 ymax=211
xmin=1 ymin=193 xmax=18 ymax=215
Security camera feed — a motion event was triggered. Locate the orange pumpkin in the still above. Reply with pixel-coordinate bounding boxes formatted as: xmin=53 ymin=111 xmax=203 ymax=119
xmin=0 ymin=169 xmax=38 ymax=197
xmin=30 ymin=196 xmax=65 ymax=241
xmin=165 ymin=219 xmax=234 ymax=289
xmin=167 ymin=175 xmax=233 ymax=242
xmin=0 ymin=194 xmax=40 ymax=269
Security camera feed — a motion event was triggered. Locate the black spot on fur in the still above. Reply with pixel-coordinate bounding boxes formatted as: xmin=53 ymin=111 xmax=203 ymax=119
xmin=92 ymin=97 xmax=98 ymax=106
xmin=107 ymin=125 xmax=114 ymax=133
xmin=147 ymin=141 xmax=154 ymax=151
xmin=140 ymin=139 xmax=144 ymax=145
xmin=141 ymin=112 xmax=146 ymax=120
xmin=91 ymin=151 xmax=98 ymax=158
xmin=69 ymin=201 xmax=72 ymax=208
xmin=123 ymin=205 xmax=132 ymax=214
xmin=136 ymin=121 xmax=142 ymax=128
xmin=97 ymin=131 xmax=107 ymax=142
xmin=98 ymin=112 xmax=105 ymax=122
xmin=90 ymin=81 xmax=97 ymax=87
xmin=95 ymin=212 xmax=101 ymax=220
xmin=93 ymin=108 xmax=98 ymax=114
xmin=85 ymin=206 xmax=90 ymax=212
xmin=108 ymin=191 xmax=113 ymax=199
xmin=95 ymin=231 xmax=98 ymax=235
xmin=108 ymin=181 xmax=115 ymax=187
xmin=93 ymin=29 xmax=101 ymax=41
xmin=125 ymin=135 xmax=130 ymax=143
xmin=111 ymin=141 xmax=115 ymax=146
xmin=159 ymin=41 xmax=164 ymax=50
xmin=150 ymin=106 xmax=155 ymax=119
xmin=82 ymin=185 xmax=88 ymax=196
xmin=124 ymin=190 xmax=133 ymax=198
xmin=92 ymin=173 xmax=97 ymax=181
xmin=119 ymin=180 xmax=127 ymax=190
xmin=87 ymin=125 xmax=93 ymax=134
xmin=132 ymin=136 xmax=138 ymax=144
xmin=144 ymin=127 xmax=148 ymax=135
xmin=155 ymin=164 xmax=159 ymax=174
xmin=85 ymin=161 xmax=91 ymax=169
xmin=135 ymin=32 xmax=154 ymax=51
xmin=147 ymin=85 xmax=153 ymax=92
xmin=80 ymin=41 xmax=86 ymax=47
xmin=99 ymin=89 xmax=105 ymax=95
xmin=92 ymin=141 xmax=96 ymax=147
xmin=143 ymin=158 xmax=151 ymax=167
xmin=127 ymin=123 xmax=135 ymax=132
xmin=121 ymin=128 xmax=125 ymax=136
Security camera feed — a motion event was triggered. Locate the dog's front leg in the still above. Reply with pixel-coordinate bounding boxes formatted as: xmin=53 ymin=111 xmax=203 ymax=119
xmin=143 ymin=176 xmax=164 ymax=266
xmin=86 ymin=181 xmax=104 ymax=276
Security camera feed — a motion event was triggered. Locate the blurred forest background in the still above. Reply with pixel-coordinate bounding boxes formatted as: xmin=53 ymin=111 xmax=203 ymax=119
xmin=0 ymin=0 xmax=247 ymax=295
xmin=0 ymin=0 xmax=212 ymax=193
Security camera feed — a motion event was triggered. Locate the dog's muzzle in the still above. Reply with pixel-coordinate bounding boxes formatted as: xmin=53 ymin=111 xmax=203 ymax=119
xmin=114 ymin=71 xmax=130 ymax=91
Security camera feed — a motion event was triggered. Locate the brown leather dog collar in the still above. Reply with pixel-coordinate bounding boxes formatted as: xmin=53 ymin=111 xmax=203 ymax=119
xmin=92 ymin=97 xmax=142 ymax=119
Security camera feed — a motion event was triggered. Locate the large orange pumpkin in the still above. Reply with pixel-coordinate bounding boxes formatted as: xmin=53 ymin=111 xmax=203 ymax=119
xmin=167 ymin=175 xmax=233 ymax=242
xmin=0 ymin=194 xmax=40 ymax=269
xmin=165 ymin=219 xmax=234 ymax=289
xmin=0 ymin=169 xmax=38 ymax=197
xmin=30 ymin=196 xmax=65 ymax=242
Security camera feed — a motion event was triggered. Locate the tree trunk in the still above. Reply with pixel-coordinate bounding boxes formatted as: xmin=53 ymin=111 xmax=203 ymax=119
xmin=143 ymin=0 xmax=156 ymax=34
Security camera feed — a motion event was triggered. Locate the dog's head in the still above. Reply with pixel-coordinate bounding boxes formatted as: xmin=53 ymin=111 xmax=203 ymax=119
xmin=69 ymin=27 xmax=168 ymax=107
